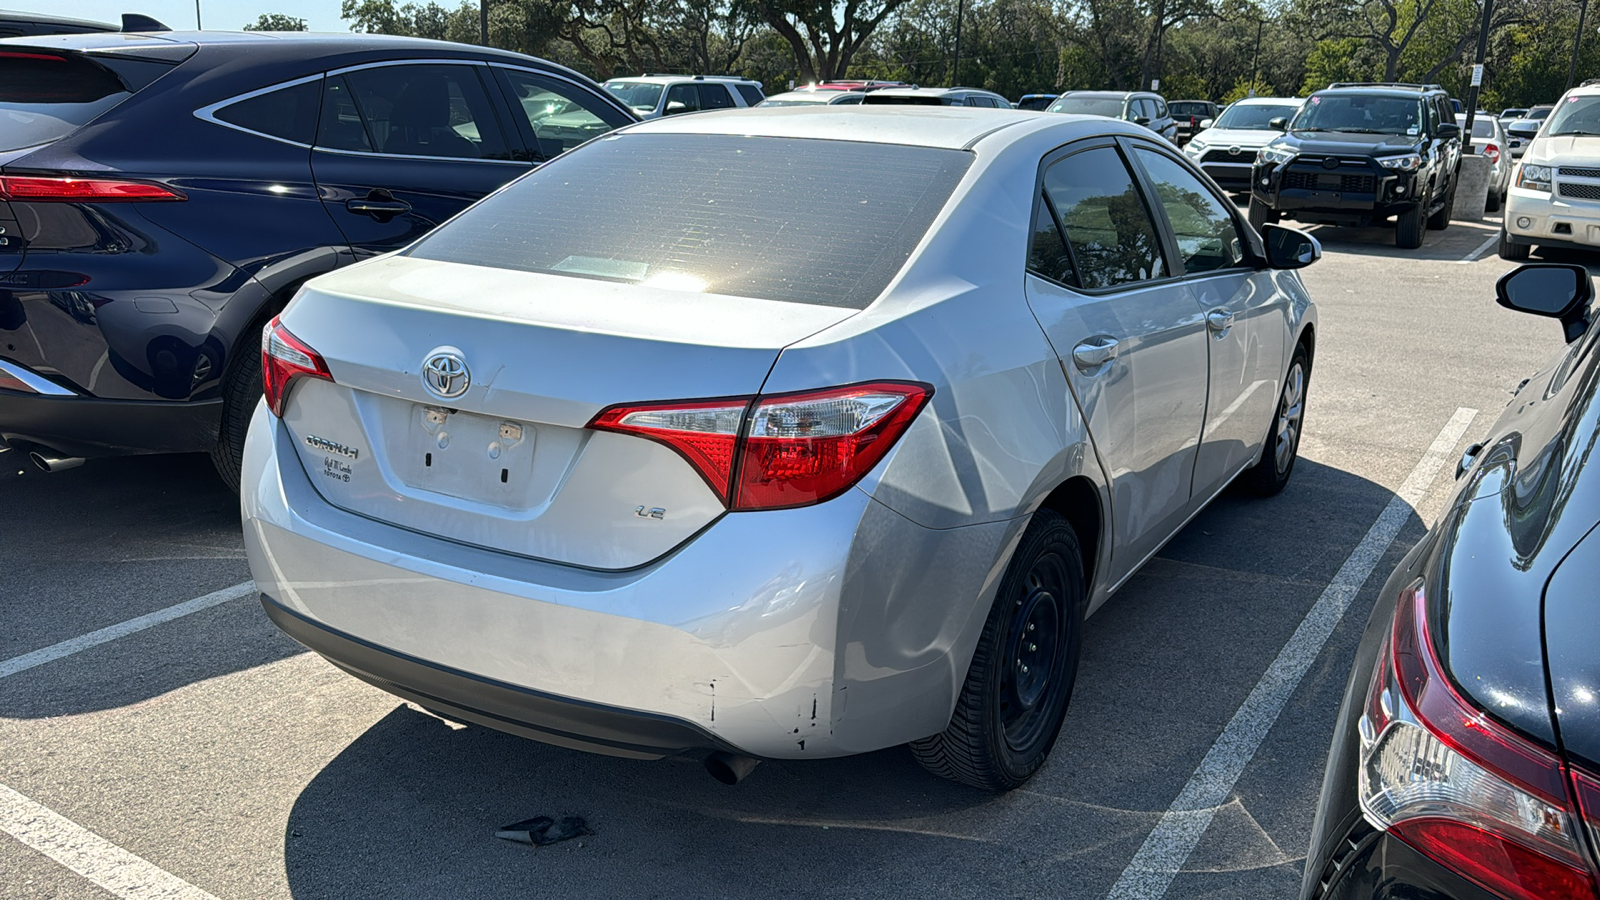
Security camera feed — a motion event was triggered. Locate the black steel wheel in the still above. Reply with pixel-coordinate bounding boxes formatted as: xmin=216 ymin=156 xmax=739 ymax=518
xmin=910 ymin=509 xmax=1085 ymax=791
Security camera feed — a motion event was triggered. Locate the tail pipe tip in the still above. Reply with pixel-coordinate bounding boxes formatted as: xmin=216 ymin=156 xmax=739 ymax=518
xmin=29 ymin=450 xmax=85 ymax=473
xmin=703 ymin=751 xmax=761 ymax=785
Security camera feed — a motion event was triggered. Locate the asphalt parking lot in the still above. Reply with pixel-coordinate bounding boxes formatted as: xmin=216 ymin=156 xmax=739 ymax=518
xmin=0 ymin=210 xmax=1573 ymax=899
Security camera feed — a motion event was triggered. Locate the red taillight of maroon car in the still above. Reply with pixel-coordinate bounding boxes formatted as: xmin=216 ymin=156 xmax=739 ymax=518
xmin=589 ymin=381 xmax=932 ymax=511
xmin=261 ymin=317 xmax=331 ymax=418
xmin=0 ymin=176 xmax=185 ymax=202
xmin=1358 ymin=580 xmax=1600 ymax=899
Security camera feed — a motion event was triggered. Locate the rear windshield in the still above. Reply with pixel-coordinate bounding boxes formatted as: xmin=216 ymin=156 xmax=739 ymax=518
xmin=1456 ymin=115 xmax=1497 ymax=137
xmin=409 ymin=133 xmax=972 ymax=308
xmin=0 ymin=51 xmax=171 ymax=152
xmin=1047 ymin=97 xmax=1124 ymax=117
xmin=1170 ymin=102 xmax=1210 ymax=116
xmin=863 ymin=94 xmax=946 ymax=105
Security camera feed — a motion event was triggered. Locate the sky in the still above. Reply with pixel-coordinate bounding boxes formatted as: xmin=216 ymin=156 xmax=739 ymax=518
xmin=63 ymin=0 xmax=352 ymax=33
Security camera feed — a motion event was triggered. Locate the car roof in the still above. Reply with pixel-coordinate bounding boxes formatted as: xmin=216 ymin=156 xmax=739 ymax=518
xmin=623 ymin=105 xmax=1113 ymax=150
xmin=1058 ymin=90 xmax=1135 ymax=99
xmin=603 ymin=74 xmax=755 ymax=85
xmin=1230 ymin=96 xmax=1301 ymax=105
xmin=867 ymin=86 xmax=995 ymax=97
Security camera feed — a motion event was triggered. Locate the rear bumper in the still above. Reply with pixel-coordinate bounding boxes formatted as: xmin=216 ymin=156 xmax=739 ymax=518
xmin=1309 ymin=820 xmax=1499 ymax=900
xmin=0 ymin=372 xmax=220 ymax=456
xmin=242 ymin=403 xmax=1012 ymax=760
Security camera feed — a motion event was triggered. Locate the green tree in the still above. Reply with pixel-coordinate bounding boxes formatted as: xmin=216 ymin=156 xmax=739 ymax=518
xmin=243 ymin=13 xmax=308 ymax=30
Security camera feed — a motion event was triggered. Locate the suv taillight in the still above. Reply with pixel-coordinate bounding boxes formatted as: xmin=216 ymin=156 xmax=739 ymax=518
xmin=0 ymin=175 xmax=184 ymax=202
xmin=1358 ymin=580 xmax=1600 ymax=900
xmin=589 ymin=381 xmax=931 ymax=511
xmin=261 ymin=317 xmax=330 ymax=417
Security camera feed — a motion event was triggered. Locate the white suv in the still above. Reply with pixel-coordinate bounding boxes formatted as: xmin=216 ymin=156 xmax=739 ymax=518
xmin=1501 ymin=82 xmax=1600 ymax=259
xmin=602 ymin=75 xmax=764 ymax=119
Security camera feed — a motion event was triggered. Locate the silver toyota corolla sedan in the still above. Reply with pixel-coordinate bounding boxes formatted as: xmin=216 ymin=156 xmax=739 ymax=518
xmin=242 ymin=107 xmax=1319 ymax=790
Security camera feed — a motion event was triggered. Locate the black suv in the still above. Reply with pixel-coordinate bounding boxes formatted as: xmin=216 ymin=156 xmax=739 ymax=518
xmin=1249 ymin=83 xmax=1462 ymax=248
xmin=0 ymin=31 xmax=635 ymax=487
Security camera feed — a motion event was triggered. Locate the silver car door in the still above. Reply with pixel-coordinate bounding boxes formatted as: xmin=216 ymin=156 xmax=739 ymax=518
xmin=1024 ymin=141 xmax=1211 ymax=588
xmin=1128 ymin=143 xmax=1285 ymax=498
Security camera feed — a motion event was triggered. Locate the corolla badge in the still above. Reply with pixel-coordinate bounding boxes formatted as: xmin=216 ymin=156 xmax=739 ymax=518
xmin=422 ymin=348 xmax=470 ymax=399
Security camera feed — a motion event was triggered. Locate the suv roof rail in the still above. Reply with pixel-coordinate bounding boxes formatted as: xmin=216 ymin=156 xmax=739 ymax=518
xmin=1326 ymin=81 xmax=1443 ymax=92
xmin=1581 ymin=78 xmax=1600 ymax=87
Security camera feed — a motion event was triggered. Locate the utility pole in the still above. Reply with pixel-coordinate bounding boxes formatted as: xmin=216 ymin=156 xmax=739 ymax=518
xmin=194 ymin=0 xmax=201 ymax=29
xmin=1568 ymin=0 xmax=1591 ymax=92
xmin=1463 ymin=0 xmax=1494 ymax=153
xmin=1250 ymin=17 xmax=1263 ymax=96
xmin=480 ymin=0 xmax=489 ymax=46
xmin=950 ymin=0 xmax=966 ymax=87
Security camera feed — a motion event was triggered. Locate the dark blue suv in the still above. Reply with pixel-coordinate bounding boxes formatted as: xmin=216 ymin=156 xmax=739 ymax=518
xmin=0 ymin=31 xmax=635 ymax=487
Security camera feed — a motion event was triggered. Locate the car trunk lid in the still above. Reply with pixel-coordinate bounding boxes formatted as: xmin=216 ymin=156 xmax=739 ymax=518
xmin=276 ymin=255 xmax=857 ymax=570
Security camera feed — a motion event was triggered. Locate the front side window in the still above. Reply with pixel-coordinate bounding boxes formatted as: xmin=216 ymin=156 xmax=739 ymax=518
xmin=1134 ymin=148 xmax=1244 ymax=275
xmin=328 ymin=64 xmax=508 ymax=159
xmin=498 ymin=69 xmax=627 ymax=159
xmin=665 ymin=84 xmax=700 ymax=114
xmin=409 ymin=133 xmax=973 ymax=309
xmin=1042 ymin=146 xmax=1166 ymax=289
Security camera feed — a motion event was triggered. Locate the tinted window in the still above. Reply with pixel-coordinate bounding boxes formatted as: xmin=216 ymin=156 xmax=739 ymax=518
xmin=410 ymin=133 xmax=973 ymax=308
xmin=1546 ymin=96 xmax=1600 ymax=136
xmin=1043 ymin=146 xmax=1165 ymax=288
xmin=498 ymin=69 xmax=627 ymax=159
xmin=0 ymin=52 xmax=169 ymax=152
xmin=1047 ymin=96 xmax=1124 ymax=117
xmin=336 ymin=64 xmax=507 ymax=159
xmin=214 ymin=79 xmax=320 ymax=144
xmin=1134 ymin=148 xmax=1243 ymax=274
xmin=317 ymin=75 xmax=372 ymax=151
xmin=698 ymin=84 xmax=734 ymax=110
xmin=1456 ymin=115 xmax=1497 ymax=138
xmin=735 ymin=84 xmax=764 ymax=106
xmin=1027 ymin=193 xmax=1075 ymax=286
xmin=665 ymin=84 xmax=699 ymax=113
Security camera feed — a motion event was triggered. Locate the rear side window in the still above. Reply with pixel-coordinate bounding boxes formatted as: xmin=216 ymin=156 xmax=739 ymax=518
xmin=697 ymin=84 xmax=734 ymax=110
xmin=735 ymin=84 xmax=764 ymax=106
xmin=410 ymin=133 xmax=973 ymax=308
xmin=1043 ymin=146 xmax=1166 ymax=289
xmin=212 ymin=79 xmax=321 ymax=144
xmin=0 ymin=51 xmax=172 ymax=153
xmin=323 ymin=64 xmax=508 ymax=160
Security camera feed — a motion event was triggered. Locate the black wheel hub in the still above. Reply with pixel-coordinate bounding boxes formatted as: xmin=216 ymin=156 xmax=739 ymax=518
xmin=999 ymin=557 xmax=1069 ymax=751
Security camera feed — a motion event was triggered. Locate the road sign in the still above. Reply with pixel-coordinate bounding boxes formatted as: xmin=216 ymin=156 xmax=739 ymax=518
xmin=1471 ymin=64 xmax=1484 ymax=86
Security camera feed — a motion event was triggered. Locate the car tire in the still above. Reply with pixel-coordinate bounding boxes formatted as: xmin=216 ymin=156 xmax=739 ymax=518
xmin=1485 ymin=183 xmax=1501 ymax=213
xmin=1427 ymin=180 xmax=1455 ymax=230
xmin=1248 ymin=197 xmax=1278 ymax=232
xmin=1241 ymin=343 xmax=1309 ymax=496
xmin=910 ymin=509 xmax=1085 ymax=791
xmin=209 ymin=324 xmax=264 ymax=493
xmin=1498 ymin=226 xmax=1531 ymax=260
xmin=1396 ymin=202 xmax=1425 ymax=248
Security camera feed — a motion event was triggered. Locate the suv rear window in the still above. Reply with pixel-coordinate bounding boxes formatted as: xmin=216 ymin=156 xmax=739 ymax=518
xmin=410 ymin=133 xmax=972 ymax=308
xmin=0 ymin=51 xmax=172 ymax=152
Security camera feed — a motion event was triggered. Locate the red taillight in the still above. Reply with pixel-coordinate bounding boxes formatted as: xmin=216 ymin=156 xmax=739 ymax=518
xmin=261 ymin=317 xmax=331 ymax=418
xmin=589 ymin=381 xmax=932 ymax=511
xmin=1485 ymin=143 xmax=1502 ymax=164
xmin=0 ymin=176 xmax=185 ymax=202
xmin=1358 ymin=581 xmax=1600 ymax=900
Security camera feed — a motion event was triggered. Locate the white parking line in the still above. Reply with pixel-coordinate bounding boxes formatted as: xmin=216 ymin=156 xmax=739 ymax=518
xmin=1457 ymin=233 xmax=1500 ymax=263
xmin=1104 ymin=407 xmax=1478 ymax=900
xmin=0 ymin=581 xmax=255 ymax=680
xmin=0 ymin=783 xmax=219 ymax=900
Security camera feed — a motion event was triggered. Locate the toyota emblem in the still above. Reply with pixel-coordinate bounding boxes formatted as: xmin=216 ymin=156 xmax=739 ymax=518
xmin=1229 ymin=145 xmax=1242 ymax=156
xmin=422 ymin=348 xmax=470 ymax=399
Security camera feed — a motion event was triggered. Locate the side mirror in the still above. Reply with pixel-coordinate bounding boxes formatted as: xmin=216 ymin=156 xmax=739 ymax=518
xmin=1262 ymin=223 xmax=1321 ymax=269
xmin=1132 ymin=115 xmax=1150 ymax=126
xmin=1199 ymin=118 xmax=1214 ymax=129
xmin=1496 ymin=263 xmax=1595 ymax=342
xmin=663 ymin=101 xmax=690 ymax=115
xmin=1437 ymin=122 xmax=1461 ymax=140
xmin=1269 ymin=116 xmax=1289 ymax=131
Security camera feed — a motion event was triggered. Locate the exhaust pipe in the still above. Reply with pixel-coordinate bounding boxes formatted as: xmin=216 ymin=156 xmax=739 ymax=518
xmin=703 ymin=751 xmax=761 ymax=785
xmin=29 ymin=450 xmax=85 ymax=473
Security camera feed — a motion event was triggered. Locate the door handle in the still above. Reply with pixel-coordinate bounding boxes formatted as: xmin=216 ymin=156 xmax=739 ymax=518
xmin=1071 ymin=336 xmax=1120 ymax=371
xmin=1206 ymin=309 xmax=1235 ymax=332
xmin=345 ymin=190 xmax=412 ymax=221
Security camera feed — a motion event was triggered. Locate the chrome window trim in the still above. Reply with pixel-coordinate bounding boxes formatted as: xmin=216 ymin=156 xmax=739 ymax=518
xmin=192 ymin=72 xmax=323 ymax=149
xmin=0 ymin=360 xmax=77 ymax=396
xmin=325 ymin=57 xmax=490 ymax=77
